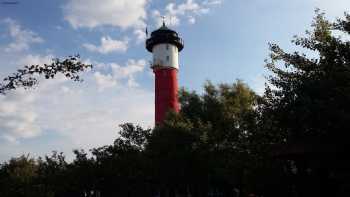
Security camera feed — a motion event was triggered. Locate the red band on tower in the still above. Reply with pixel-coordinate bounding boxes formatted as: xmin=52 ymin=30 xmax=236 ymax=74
xmin=154 ymin=68 xmax=179 ymax=124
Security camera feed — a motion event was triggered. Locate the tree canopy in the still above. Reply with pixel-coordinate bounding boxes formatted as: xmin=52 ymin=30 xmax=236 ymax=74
xmin=263 ymin=10 xmax=350 ymax=143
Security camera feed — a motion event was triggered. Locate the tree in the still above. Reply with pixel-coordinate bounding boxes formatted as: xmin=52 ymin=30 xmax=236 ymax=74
xmin=178 ymin=80 xmax=278 ymax=196
xmin=91 ymin=124 xmax=152 ymax=197
xmin=263 ymin=10 xmax=350 ymax=196
xmin=67 ymin=149 xmax=97 ymax=197
xmin=147 ymin=113 xmax=205 ymax=197
xmin=180 ymin=80 xmax=259 ymax=147
xmin=0 ymin=155 xmax=38 ymax=197
xmin=264 ymin=10 xmax=350 ymax=142
xmin=0 ymin=55 xmax=92 ymax=95
xmin=36 ymin=152 xmax=69 ymax=197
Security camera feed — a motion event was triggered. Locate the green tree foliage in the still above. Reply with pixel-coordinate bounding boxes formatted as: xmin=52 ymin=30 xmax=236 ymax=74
xmin=36 ymin=152 xmax=70 ymax=197
xmin=180 ymin=80 xmax=259 ymax=149
xmin=147 ymin=114 xmax=206 ymax=196
xmin=0 ymin=155 xmax=38 ymax=197
xmin=91 ymin=124 xmax=152 ymax=196
xmin=263 ymin=10 xmax=350 ymax=196
xmin=141 ymin=80 xmax=281 ymax=196
xmin=264 ymin=11 xmax=350 ymax=142
xmin=0 ymin=55 xmax=92 ymax=95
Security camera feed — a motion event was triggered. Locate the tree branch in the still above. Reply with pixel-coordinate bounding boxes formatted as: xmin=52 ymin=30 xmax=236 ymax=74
xmin=0 ymin=55 xmax=92 ymax=95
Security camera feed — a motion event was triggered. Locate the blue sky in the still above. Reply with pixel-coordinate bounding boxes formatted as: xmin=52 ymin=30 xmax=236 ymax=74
xmin=0 ymin=0 xmax=349 ymax=162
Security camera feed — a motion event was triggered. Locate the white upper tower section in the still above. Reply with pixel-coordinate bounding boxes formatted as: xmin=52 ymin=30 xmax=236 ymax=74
xmin=152 ymin=43 xmax=179 ymax=69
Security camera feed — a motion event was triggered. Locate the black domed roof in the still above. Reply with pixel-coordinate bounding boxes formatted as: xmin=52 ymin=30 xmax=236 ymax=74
xmin=146 ymin=23 xmax=184 ymax=52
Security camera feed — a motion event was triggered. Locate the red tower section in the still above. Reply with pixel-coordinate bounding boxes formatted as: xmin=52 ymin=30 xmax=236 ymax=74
xmin=146 ymin=23 xmax=184 ymax=124
xmin=154 ymin=68 xmax=179 ymax=124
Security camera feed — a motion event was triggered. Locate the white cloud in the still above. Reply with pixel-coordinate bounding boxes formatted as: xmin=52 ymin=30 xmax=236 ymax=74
xmin=0 ymin=54 xmax=153 ymax=162
xmin=112 ymin=59 xmax=146 ymax=79
xmin=83 ymin=36 xmax=128 ymax=54
xmin=0 ymin=54 xmax=58 ymax=143
xmin=93 ymin=59 xmax=147 ymax=90
xmin=63 ymin=0 xmax=148 ymax=29
xmin=2 ymin=18 xmax=44 ymax=52
xmin=133 ymin=29 xmax=147 ymax=43
xmin=46 ymin=86 xmax=153 ymax=150
xmin=203 ymin=0 xmax=223 ymax=6
xmin=112 ymin=59 xmax=146 ymax=87
xmin=21 ymin=76 xmax=152 ymax=155
xmin=0 ymin=89 xmax=41 ymax=143
xmin=17 ymin=54 xmax=53 ymax=66
xmin=94 ymin=72 xmax=117 ymax=91
xmin=153 ymin=0 xmax=222 ymax=27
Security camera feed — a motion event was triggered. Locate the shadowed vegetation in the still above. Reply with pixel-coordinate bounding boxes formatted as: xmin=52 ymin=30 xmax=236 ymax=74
xmin=0 ymin=11 xmax=350 ymax=197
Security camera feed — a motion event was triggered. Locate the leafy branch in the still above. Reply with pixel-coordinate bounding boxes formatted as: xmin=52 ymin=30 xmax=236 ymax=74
xmin=0 ymin=55 xmax=92 ymax=95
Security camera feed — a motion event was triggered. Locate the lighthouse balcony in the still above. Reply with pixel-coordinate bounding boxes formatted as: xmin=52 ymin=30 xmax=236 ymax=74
xmin=146 ymin=35 xmax=184 ymax=52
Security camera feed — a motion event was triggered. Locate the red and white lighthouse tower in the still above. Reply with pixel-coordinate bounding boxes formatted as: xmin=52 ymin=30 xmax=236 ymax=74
xmin=146 ymin=22 xmax=184 ymax=124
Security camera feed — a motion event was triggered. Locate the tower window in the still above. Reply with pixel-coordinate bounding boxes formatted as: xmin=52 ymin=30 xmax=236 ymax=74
xmin=166 ymin=56 xmax=170 ymax=61
xmin=166 ymin=44 xmax=169 ymax=50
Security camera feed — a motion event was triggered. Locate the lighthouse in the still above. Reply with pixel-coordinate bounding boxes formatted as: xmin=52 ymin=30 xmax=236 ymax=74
xmin=146 ymin=22 xmax=184 ymax=124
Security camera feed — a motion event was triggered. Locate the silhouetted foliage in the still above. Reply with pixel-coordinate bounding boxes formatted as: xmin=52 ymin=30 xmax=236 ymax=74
xmin=0 ymin=55 xmax=92 ymax=95
xmin=262 ymin=10 xmax=350 ymax=197
xmin=0 ymin=11 xmax=349 ymax=197
xmin=264 ymin=10 xmax=350 ymax=142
